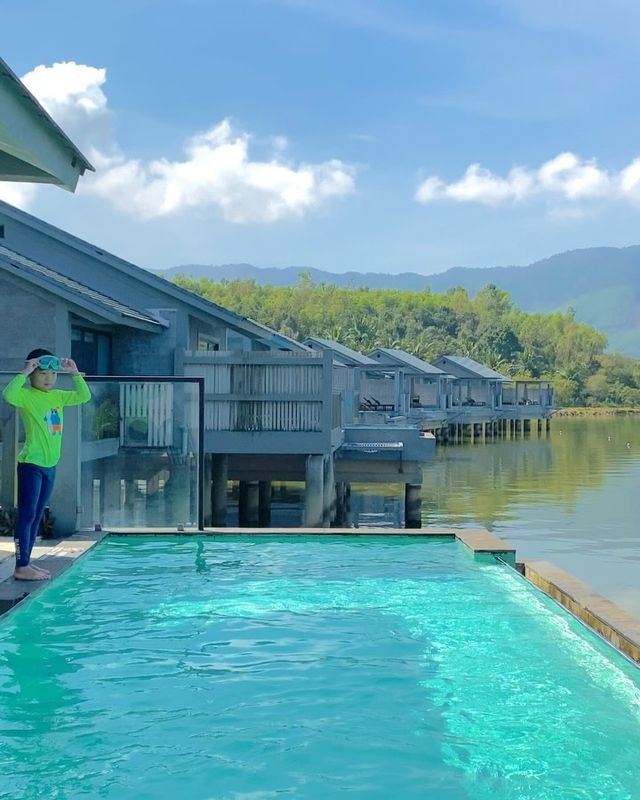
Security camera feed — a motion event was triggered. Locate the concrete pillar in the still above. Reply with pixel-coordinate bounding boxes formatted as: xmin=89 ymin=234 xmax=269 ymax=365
xmin=96 ymin=461 xmax=106 ymax=524
xmin=203 ymin=454 xmax=213 ymax=526
xmin=304 ymin=454 xmax=324 ymax=528
xmin=404 ymin=483 xmax=422 ymax=529
xmin=171 ymin=460 xmax=192 ymax=527
xmin=0 ymin=407 xmax=18 ymax=508
xmin=335 ymin=481 xmax=347 ymax=526
xmin=211 ymin=454 xmax=228 ymax=527
xmin=79 ymin=463 xmax=94 ymax=528
xmin=102 ymin=462 xmax=123 ymax=528
xmin=546 ymin=417 xmax=551 ymax=432
xmin=345 ymin=483 xmax=353 ymax=527
xmin=258 ymin=481 xmax=272 ymax=527
xmin=322 ymin=455 xmax=335 ymax=528
xmin=54 ymin=407 xmax=82 ymax=534
xmin=238 ymin=480 xmax=259 ymax=527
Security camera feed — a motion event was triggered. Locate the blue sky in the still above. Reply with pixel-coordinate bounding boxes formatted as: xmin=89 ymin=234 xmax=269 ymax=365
xmin=3 ymin=0 xmax=640 ymax=274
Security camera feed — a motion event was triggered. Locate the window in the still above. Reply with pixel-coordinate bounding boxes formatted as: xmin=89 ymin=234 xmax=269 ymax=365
xmin=197 ymin=333 xmax=220 ymax=352
xmin=71 ymin=326 xmax=112 ymax=375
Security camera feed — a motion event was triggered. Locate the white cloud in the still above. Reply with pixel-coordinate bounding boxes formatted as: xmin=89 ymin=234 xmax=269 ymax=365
xmin=21 ymin=62 xmax=113 ymax=156
xmin=0 ymin=183 xmax=37 ymax=209
xmin=415 ymin=151 xmax=640 ymax=208
xmin=85 ymin=120 xmax=354 ymax=223
xmin=14 ymin=62 xmax=355 ymax=223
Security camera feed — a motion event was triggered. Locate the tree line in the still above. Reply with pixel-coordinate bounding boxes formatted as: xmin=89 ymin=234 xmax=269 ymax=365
xmin=173 ymin=273 xmax=640 ymax=407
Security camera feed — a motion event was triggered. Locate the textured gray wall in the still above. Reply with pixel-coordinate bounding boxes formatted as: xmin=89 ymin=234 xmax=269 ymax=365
xmin=111 ymin=311 xmax=178 ymax=376
xmin=0 ymin=274 xmax=58 ymax=371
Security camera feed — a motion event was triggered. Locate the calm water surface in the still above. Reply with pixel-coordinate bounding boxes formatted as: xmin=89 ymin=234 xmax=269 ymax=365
xmin=353 ymin=417 xmax=640 ymax=618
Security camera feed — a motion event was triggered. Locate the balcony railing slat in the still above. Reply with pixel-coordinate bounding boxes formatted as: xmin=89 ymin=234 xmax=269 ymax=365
xmin=183 ymin=351 xmax=331 ymax=436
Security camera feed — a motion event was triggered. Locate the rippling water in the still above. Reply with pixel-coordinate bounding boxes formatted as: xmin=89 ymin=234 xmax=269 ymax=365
xmin=1 ymin=536 xmax=639 ymax=799
xmin=351 ymin=417 xmax=640 ymax=618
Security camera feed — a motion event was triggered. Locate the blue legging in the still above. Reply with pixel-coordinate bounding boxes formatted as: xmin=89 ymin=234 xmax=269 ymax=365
xmin=15 ymin=463 xmax=56 ymax=568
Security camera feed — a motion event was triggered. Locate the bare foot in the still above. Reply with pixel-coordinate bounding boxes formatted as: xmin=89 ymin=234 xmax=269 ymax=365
xmin=31 ymin=564 xmax=51 ymax=577
xmin=14 ymin=566 xmax=50 ymax=581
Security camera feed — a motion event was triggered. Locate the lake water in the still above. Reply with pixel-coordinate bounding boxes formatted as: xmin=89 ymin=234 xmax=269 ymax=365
xmin=350 ymin=416 xmax=640 ymax=619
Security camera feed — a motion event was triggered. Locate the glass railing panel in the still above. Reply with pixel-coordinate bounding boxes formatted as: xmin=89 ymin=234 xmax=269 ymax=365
xmin=0 ymin=374 xmax=203 ymax=532
xmin=80 ymin=378 xmax=203 ymax=530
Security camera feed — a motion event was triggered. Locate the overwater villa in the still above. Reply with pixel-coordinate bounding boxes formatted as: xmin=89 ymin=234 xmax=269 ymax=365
xmin=0 ymin=202 xmax=554 ymax=534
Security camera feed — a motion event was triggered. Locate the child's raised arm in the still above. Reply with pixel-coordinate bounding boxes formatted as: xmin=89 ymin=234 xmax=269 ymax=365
xmin=59 ymin=358 xmax=92 ymax=407
xmin=1 ymin=359 xmax=39 ymax=407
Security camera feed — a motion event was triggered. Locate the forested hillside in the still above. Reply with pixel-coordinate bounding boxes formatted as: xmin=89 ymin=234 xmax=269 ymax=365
xmin=173 ymin=274 xmax=640 ymax=407
xmin=165 ymin=245 xmax=640 ymax=356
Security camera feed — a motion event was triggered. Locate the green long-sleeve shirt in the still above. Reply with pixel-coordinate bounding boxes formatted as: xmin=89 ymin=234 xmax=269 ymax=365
xmin=2 ymin=373 xmax=92 ymax=468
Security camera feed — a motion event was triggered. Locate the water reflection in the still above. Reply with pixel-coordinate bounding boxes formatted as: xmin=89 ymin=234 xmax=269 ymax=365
xmin=419 ymin=418 xmax=640 ymax=618
xmin=228 ymin=420 xmax=640 ymax=617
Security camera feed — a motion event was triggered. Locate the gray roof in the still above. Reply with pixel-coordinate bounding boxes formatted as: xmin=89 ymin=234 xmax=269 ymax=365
xmin=0 ymin=245 xmax=166 ymax=329
xmin=303 ymin=337 xmax=378 ymax=366
xmin=0 ymin=57 xmax=94 ymax=176
xmin=0 ymin=200 xmax=307 ymax=351
xmin=435 ymin=355 xmax=510 ymax=381
xmin=368 ymin=348 xmax=447 ymax=376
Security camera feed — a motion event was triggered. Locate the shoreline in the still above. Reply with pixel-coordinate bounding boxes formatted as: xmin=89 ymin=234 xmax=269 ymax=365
xmin=552 ymin=406 xmax=640 ymax=417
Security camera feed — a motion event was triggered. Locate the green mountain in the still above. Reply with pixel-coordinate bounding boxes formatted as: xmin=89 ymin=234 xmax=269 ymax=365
xmin=166 ymin=245 xmax=640 ymax=355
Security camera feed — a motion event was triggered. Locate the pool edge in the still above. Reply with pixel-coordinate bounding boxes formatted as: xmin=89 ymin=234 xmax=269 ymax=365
xmin=0 ymin=531 xmax=107 ymax=617
xmin=523 ymin=560 xmax=640 ymax=665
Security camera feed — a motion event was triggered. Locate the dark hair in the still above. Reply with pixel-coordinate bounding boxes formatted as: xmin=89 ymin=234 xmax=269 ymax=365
xmin=26 ymin=348 xmax=54 ymax=360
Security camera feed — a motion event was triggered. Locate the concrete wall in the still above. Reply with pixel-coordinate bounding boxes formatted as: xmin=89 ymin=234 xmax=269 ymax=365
xmin=360 ymin=375 xmax=395 ymax=405
xmin=111 ymin=323 xmax=177 ymax=376
xmin=413 ymin=379 xmax=439 ymax=407
xmin=0 ymin=273 xmax=66 ymax=371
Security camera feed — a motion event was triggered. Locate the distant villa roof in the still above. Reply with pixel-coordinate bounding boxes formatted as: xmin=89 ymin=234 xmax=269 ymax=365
xmin=0 ymin=57 xmax=94 ymax=190
xmin=303 ymin=337 xmax=378 ymax=366
xmin=368 ymin=348 xmax=447 ymax=376
xmin=0 ymin=244 xmax=166 ymax=330
xmin=434 ymin=355 xmax=510 ymax=381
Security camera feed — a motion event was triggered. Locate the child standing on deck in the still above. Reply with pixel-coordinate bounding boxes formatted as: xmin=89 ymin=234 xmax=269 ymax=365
xmin=2 ymin=349 xmax=91 ymax=581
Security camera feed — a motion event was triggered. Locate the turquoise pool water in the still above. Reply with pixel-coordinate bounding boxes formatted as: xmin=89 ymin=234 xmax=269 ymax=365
xmin=1 ymin=536 xmax=639 ymax=799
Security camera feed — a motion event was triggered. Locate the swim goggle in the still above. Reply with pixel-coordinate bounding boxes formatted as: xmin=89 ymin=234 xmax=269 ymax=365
xmin=37 ymin=355 xmax=61 ymax=371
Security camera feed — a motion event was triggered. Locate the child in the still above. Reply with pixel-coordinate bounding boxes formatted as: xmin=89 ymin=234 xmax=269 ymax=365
xmin=2 ymin=349 xmax=91 ymax=581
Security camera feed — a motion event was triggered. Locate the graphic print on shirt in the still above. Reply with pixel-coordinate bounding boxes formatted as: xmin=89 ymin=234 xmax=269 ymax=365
xmin=44 ymin=408 xmax=63 ymax=436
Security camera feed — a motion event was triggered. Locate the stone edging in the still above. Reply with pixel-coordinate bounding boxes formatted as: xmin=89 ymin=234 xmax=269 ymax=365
xmin=523 ymin=560 xmax=640 ymax=665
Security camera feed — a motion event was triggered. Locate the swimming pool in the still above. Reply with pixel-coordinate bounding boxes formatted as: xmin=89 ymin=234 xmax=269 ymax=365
xmin=1 ymin=535 xmax=639 ymax=799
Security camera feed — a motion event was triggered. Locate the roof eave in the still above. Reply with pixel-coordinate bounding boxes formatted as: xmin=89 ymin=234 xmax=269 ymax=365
xmin=0 ymin=259 xmax=164 ymax=332
xmin=0 ymin=57 xmax=94 ymax=179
